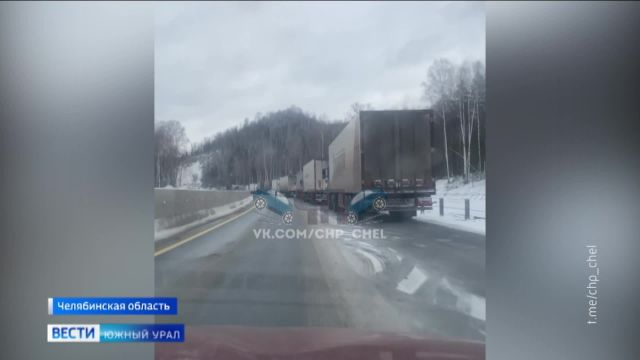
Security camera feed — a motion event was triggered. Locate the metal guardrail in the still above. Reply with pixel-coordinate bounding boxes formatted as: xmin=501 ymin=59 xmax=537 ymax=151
xmin=435 ymin=197 xmax=485 ymax=220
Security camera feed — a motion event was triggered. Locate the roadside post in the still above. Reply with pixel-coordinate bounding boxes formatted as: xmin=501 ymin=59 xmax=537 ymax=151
xmin=465 ymin=199 xmax=470 ymax=220
xmin=439 ymin=198 xmax=444 ymax=216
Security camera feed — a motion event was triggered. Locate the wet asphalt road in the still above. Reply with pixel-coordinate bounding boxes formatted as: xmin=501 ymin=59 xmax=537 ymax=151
xmin=155 ymin=199 xmax=485 ymax=341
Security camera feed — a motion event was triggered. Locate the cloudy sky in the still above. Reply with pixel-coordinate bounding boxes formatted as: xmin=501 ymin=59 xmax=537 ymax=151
xmin=155 ymin=2 xmax=485 ymax=143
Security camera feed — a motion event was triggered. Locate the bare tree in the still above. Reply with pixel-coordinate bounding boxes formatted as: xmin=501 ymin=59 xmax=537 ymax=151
xmin=345 ymin=102 xmax=373 ymax=123
xmin=472 ymin=61 xmax=485 ymax=174
xmin=424 ymin=59 xmax=485 ymax=183
xmin=454 ymin=62 xmax=471 ymax=183
xmin=154 ymin=120 xmax=189 ymax=187
xmin=423 ymin=58 xmax=455 ymax=183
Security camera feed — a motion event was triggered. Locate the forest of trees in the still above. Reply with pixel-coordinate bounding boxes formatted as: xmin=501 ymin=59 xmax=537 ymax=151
xmin=423 ymin=58 xmax=485 ymax=183
xmin=193 ymin=107 xmax=345 ymax=189
xmin=154 ymin=57 xmax=485 ymax=189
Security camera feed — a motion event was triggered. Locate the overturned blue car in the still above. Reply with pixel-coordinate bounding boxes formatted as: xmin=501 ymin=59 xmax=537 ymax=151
xmin=252 ymin=189 xmax=294 ymax=224
xmin=346 ymin=189 xmax=388 ymax=224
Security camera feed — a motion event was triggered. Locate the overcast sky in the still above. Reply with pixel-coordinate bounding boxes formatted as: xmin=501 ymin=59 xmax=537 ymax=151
xmin=155 ymin=2 xmax=485 ymax=143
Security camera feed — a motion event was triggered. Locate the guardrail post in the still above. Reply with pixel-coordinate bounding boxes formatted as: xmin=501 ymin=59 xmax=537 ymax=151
xmin=465 ymin=199 xmax=470 ymax=220
xmin=439 ymin=198 xmax=444 ymax=216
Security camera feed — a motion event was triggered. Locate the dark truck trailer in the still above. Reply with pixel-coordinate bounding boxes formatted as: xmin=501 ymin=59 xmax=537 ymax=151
xmin=327 ymin=109 xmax=436 ymax=219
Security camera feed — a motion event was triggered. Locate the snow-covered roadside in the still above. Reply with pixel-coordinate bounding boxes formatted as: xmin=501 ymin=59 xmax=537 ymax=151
xmin=415 ymin=178 xmax=486 ymax=235
xmin=154 ymin=196 xmax=253 ymax=241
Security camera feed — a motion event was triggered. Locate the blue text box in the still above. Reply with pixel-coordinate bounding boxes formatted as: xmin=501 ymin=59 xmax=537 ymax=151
xmin=49 ymin=297 xmax=178 ymax=315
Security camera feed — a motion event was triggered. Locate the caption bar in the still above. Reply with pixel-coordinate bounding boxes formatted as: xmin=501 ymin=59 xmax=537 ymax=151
xmin=48 ymin=297 xmax=178 ymax=315
xmin=47 ymin=324 xmax=184 ymax=343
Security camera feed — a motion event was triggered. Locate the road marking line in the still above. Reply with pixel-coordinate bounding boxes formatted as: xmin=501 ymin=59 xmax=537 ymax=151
xmin=397 ymin=266 xmax=428 ymax=295
xmin=154 ymin=207 xmax=254 ymax=257
xmin=355 ymin=248 xmax=384 ymax=273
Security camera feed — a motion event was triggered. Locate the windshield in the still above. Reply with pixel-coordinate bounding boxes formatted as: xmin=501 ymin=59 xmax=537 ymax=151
xmin=154 ymin=2 xmax=485 ymax=359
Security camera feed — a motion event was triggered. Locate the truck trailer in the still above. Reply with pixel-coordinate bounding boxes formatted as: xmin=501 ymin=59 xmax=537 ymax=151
xmin=278 ymin=175 xmax=297 ymax=197
xmin=295 ymin=170 xmax=304 ymax=199
xmin=327 ymin=109 xmax=436 ymax=219
xmin=302 ymin=159 xmax=328 ymax=203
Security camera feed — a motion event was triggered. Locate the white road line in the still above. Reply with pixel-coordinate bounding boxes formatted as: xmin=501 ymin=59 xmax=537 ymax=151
xmin=355 ymin=249 xmax=384 ymax=273
xmin=387 ymin=247 xmax=403 ymax=262
xmin=357 ymin=240 xmax=382 ymax=254
xmin=396 ymin=266 xmax=428 ymax=295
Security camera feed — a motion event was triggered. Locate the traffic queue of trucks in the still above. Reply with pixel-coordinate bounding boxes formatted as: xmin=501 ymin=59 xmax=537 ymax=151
xmin=272 ymin=160 xmax=327 ymax=202
xmin=302 ymin=159 xmax=328 ymax=203
xmin=268 ymin=109 xmax=435 ymax=220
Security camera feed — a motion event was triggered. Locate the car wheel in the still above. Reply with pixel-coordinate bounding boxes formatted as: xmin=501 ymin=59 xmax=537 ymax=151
xmin=254 ymin=197 xmax=267 ymax=210
xmin=373 ymin=197 xmax=386 ymax=211
xmin=346 ymin=211 xmax=358 ymax=225
xmin=282 ymin=211 xmax=294 ymax=224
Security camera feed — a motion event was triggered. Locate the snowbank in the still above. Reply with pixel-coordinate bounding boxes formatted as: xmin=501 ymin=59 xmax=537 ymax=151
xmin=416 ymin=177 xmax=486 ymax=235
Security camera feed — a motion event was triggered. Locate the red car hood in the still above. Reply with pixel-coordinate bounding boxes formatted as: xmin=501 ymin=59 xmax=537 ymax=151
xmin=156 ymin=326 xmax=484 ymax=360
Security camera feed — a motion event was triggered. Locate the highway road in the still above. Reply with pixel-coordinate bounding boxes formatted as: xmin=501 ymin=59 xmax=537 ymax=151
xmin=155 ymin=199 xmax=485 ymax=341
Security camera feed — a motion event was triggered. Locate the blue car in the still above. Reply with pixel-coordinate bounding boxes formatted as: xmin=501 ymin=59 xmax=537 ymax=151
xmin=252 ymin=189 xmax=294 ymax=224
xmin=346 ymin=190 xmax=387 ymax=224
